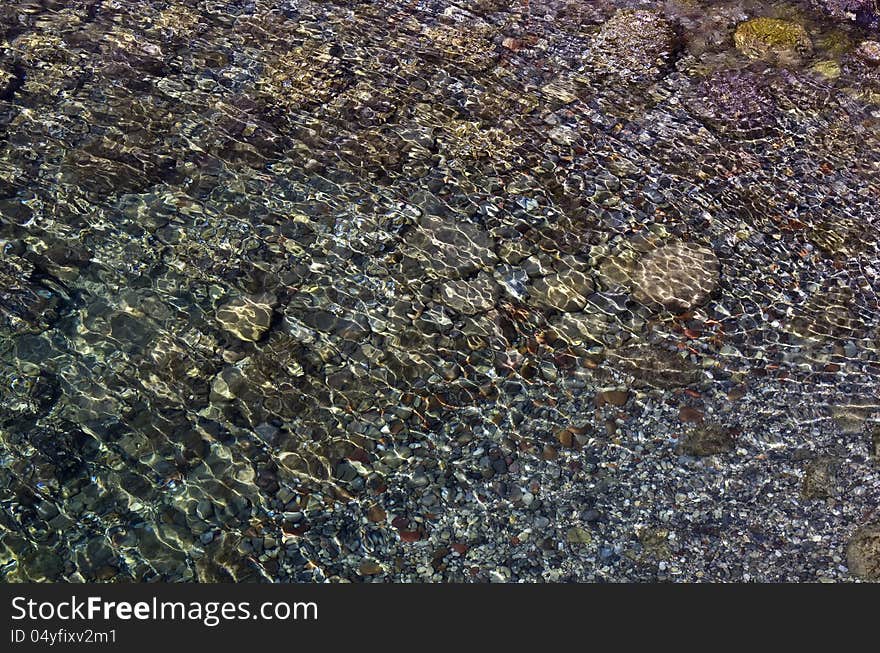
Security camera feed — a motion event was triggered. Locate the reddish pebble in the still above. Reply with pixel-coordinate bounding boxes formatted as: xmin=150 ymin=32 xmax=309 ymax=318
xmin=399 ymin=530 xmax=421 ymax=542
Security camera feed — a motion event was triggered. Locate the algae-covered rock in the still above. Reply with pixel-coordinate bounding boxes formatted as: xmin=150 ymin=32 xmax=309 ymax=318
xmin=257 ymin=42 xmax=353 ymax=112
xmin=0 ymin=65 xmax=15 ymax=99
xmin=734 ymin=18 xmax=813 ymax=63
xmin=801 ymin=457 xmax=839 ymax=499
xmin=610 ymin=344 xmax=706 ymax=390
xmin=787 ymin=286 xmax=867 ymax=342
xmin=526 ymin=269 xmax=595 ymax=313
xmin=437 ymin=273 xmax=500 ymax=315
xmin=420 ymin=22 xmax=499 ymax=73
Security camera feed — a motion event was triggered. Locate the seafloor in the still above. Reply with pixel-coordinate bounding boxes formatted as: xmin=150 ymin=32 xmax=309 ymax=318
xmin=1 ymin=0 xmax=879 ymax=583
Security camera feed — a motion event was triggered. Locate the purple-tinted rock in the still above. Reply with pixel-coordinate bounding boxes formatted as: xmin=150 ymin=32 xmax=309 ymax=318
xmin=814 ymin=1 xmax=880 ymax=30
xmin=686 ymin=68 xmax=780 ymax=138
xmin=856 ymin=39 xmax=880 ymax=65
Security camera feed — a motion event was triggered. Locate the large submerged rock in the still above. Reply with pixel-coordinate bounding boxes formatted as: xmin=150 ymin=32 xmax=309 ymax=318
xmin=734 ymin=18 xmax=813 ymax=63
xmin=216 ymin=294 xmax=277 ymax=342
xmin=686 ymin=68 xmax=780 ymax=138
xmin=631 ymin=242 xmax=720 ymax=313
xmin=847 ymin=523 xmax=880 ymax=580
xmin=584 ymin=9 xmax=678 ymax=81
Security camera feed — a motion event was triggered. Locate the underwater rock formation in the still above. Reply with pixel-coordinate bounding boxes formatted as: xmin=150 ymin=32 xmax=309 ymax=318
xmin=734 ymin=17 xmax=813 ymax=63
xmin=583 ymin=9 xmax=678 ymax=81
xmin=631 ymin=242 xmax=720 ymax=313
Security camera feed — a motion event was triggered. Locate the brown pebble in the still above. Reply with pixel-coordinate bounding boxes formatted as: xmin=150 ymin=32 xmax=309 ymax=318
xmin=727 ymin=385 xmax=747 ymax=401
xmin=367 ymin=504 xmax=386 ymax=523
xmin=557 ymin=429 xmax=574 ymax=448
xmin=542 ymin=444 xmax=558 ymax=460
xmin=679 ymin=406 xmax=704 ymax=423
xmin=600 ymin=390 xmax=630 ymax=407
xmin=399 ymin=530 xmax=422 ymax=543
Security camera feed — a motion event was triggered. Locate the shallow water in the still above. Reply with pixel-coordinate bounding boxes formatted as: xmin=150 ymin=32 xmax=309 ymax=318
xmin=1 ymin=0 xmax=879 ymax=582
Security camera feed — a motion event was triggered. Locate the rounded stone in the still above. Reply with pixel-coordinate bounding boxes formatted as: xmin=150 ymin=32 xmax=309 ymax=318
xmin=587 ymin=9 xmax=677 ymax=81
xmin=801 ymin=457 xmax=838 ymax=500
xmin=678 ymin=423 xmax=736 ymax=456
xmin=687 ymin=69 xmax=779 ymax=137
xmin=846 ymin=523 xmax=880 ymax=580
xmin=0 ymin=65 xmax=15 ymax=98
xmin=527 ymin=269 xmax=595 ymax=313
xmin=631 ymin=242 xmax=720 ymax=312
xmin=855 ymin=40 xmax=880 ymax=66
xmin=437 ymin=273 xmax=500 ymax=315
xmin=734 ymin=17 xmax=813 ymax=62
xmin=216 ymin=294 xmax=276 ymax=342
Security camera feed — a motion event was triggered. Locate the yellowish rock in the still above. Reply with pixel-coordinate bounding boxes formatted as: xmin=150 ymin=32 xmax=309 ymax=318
xmin=734 ymin=17 xmax=813 ymax=62
xmin=812 ymin=59 xmax=841 ymax=78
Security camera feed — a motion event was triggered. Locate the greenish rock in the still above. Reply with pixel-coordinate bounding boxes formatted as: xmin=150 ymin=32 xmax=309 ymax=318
xmin=638 ymin=528 xmax=672 ymax=560
xmin=549 ymin=310 xmax=609 ymax=347
xmin=0 ymin=65 xmax=14 ymax=98
xmin=801 ymin=457 xmax=839 ymax=499
xmin=812 ymin=59 xmax=842 ymax=78
xmin=526 ymin=269 xmax=594 ymax=313
xmin=788 ymin=286 xmax=866 ymax=343
xmin=21 ymin=547 xmax=65 ymax=581
xmin=0 ymin=254 xmax=63 ymax=335
xmin=679 ymin=422 xmax=736 ymax=456
xmin=611 ymin=344 xmax=706 ymax=390
xmin=818 ymin=30 xmax=854 ymax=57
xmin=566 ymin=526 xmax=592 ymax=545
xmin=257 ymin=42 xmax=352 ymax=112
xmin=437 ymin=273 xmax=500 ymax=315
xmin=830 ymin=401 xmax=876 ymax=434
xmin=734 ymin=18 xmax=813 ymax=62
